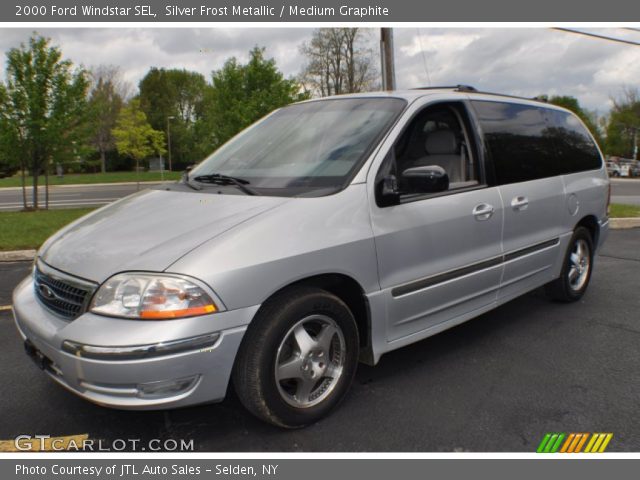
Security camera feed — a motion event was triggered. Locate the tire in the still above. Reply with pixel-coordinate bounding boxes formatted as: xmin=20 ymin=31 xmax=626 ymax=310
xmin=232 ymin=286 xmax=359 ymax=428
xmin=545 ymin=227 xmax=594 ymax=302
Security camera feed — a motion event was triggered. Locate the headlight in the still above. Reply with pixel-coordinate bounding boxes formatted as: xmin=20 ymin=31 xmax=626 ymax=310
xmin=90 ymin=273 xmax=217 ymax=320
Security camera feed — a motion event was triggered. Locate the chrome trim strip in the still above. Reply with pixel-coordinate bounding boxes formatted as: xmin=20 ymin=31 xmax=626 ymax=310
xmin=61 ymin=332 xmax=221 ymax=360
xmin=391 ymin=237 xmax=560 ymax=298
xmin=503 ymin=238 xmax=560 ymax=262
xmin=392 ymin=255 xmax=503 ymax=297
xmin=36 ymin=258 xmax=98 ymax=291
xmin=79 ymin=382 xmax=139 ymax=397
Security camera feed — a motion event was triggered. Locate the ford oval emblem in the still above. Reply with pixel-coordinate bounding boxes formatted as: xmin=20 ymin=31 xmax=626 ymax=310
xmin=39 ymin=284 xmax=56 ymax=300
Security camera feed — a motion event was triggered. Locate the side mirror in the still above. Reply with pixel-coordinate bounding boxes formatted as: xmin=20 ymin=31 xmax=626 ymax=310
xmin=376 ymin=174 xmax=400 ymax=207
xmin=402 ymin=165 xmax=449 ymax=194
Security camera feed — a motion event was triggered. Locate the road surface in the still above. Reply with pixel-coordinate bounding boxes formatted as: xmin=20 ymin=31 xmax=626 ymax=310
xmin=0 ymin=182 xmax=168 ymax=211
xmin=611 ymin=178 xmax=640 ymax=206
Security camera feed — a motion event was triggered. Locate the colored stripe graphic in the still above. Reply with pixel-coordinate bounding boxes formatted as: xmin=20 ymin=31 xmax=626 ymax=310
xmin=574 ymin=433 xmax=589 ymax=453
xmin=538 ymin=433 xmax=612 ymax=453
xmin=584 ymin=433 xmax=613 ymax=453
xmin=560 ymin=433 xmax=575 ymax=453
xmin=550 ymin=433 xmax=565 ymax=453
xmin=537 ymin=433 xmax=565 ymax=453
xmin=537 ymin=433 xmax=552 ymax=453
xmin=584 ymin=434 xmax=598 ymax=452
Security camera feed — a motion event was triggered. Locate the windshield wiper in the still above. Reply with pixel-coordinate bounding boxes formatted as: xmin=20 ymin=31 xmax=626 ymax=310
xmin=193 ymin=174 xmax=258 ymax=196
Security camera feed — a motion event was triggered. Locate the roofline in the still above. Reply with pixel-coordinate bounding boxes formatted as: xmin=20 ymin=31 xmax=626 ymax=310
xmin=292 ymin=87 xmax=574 ymax=115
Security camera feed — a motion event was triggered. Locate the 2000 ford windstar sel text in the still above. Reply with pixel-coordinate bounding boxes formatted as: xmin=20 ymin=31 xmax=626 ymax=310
xmin=13 ymin=87 xmax=609 ymax=427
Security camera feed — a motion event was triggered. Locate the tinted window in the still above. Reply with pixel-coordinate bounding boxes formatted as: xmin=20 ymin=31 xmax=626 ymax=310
xmin=472 ymin=101 xmax=556 ymax=184
xmin=546 ymin=110 xmax=602 ymax=174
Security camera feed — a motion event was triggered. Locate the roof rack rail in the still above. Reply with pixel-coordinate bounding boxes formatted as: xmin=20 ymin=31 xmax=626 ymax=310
xmin=413 ymin=85 xmax=552 ymax=105
xmin=413 ymin=85 xmax=478 ymax=92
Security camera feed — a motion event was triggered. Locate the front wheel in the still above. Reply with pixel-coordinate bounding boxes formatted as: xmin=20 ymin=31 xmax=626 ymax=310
xmin=545 ymin=227 xmax=594 ymax=302
xmin=232 ymin=287 xmax=359 ymax=428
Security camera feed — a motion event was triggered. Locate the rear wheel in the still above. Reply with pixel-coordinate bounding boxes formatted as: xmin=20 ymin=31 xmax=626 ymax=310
xmin=545 ymin=227 xmax=594 ymax=302
xmin=232 ymin=287 xmax=359 ymax=428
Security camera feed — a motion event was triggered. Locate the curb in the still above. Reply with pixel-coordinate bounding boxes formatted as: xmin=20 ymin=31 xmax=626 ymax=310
xmin=0 ymin=250 xmax=36 ymax=262
xmin=0 ymin=180 xmax=173 ymax=192
xmin=610 ymin=217 xmax=640 ymax=229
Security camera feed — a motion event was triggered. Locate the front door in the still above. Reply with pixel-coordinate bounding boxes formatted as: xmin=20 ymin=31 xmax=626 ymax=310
xmin=369 ymin=100 xmax=504 ymax=343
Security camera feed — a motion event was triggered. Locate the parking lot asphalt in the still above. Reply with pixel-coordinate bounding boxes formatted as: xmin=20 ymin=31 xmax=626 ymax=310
xmin=0 ymin=230 xmax=638 ymax=452
xmin=611 ymin=178 xmax=640 ymax=206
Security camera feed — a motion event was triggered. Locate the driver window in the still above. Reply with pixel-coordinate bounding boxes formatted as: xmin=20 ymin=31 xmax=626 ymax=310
xmin=387 ymin=103 xmax=480 ymax=196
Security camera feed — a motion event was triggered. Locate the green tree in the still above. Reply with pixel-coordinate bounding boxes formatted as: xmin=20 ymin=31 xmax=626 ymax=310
xmin=112 ymin=99 xmax=166 ymax=173
xmin=138 ymin=68 xmax=207 ymax=169
xmin=0 ymin=83 xmax=19 ymax=177
xmin=88 ymin=66 xmax=126 ymax=173
xmin=196 ymin=47 xmax=308 ymax=156
xmin=604 ymin=89 xmax=640 ymax=159
xmin=1 ymin=34 xmax=90 ymax=209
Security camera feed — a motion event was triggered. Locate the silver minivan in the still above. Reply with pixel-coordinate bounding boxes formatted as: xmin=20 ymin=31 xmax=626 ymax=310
xmin=13 ymin=86 xmax=610 ymax=427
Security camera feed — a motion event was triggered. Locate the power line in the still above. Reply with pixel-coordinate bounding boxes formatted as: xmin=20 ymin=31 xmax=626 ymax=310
xmin=552 ymin=28 xmax=640 ymax=47
xmin=416 ymin=28 xmax=432 ymax=86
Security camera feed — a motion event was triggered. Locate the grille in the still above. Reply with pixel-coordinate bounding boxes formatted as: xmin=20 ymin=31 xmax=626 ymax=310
xmin=34 ymin=266 xmax=93 ymax=319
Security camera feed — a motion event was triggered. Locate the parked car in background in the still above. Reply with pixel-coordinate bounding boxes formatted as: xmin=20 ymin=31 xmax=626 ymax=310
xmin=621 ymin=164 xmax=631 ymax=177
xmin=0 ymin=163 xmax=18 ymax=178
xmin=606 ymin=161 xmax=621 ymax=177
xmin=12 ymin=86 xmax=610 ymax=427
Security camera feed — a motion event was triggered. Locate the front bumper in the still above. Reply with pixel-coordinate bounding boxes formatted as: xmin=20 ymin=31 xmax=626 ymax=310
xmin=12 ymin=276 xmax=259 ymax=410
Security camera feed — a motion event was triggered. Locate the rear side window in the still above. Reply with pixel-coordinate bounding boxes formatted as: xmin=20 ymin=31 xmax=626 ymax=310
xmin=545 ymin=110 xmax=602 ymax=174
xmin=471 ymin=101 xmax=556 ymax=184
xmin=472 ymin=100 xmax=603 ymax=185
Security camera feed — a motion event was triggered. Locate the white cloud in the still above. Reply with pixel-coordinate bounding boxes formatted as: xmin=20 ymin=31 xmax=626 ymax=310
xmin=0 ymin=27 xmax=638 ymax=114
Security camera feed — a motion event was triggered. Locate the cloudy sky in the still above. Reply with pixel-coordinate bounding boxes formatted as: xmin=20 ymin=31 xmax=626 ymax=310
xmin=0 ymin=27 xmax=638 ymax=114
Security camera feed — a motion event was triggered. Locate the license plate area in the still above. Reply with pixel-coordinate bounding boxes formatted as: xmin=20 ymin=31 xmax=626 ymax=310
xmin=24 ymin=339 xmax=56 ymax=374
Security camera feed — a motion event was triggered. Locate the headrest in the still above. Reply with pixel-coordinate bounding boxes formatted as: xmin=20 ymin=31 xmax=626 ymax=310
xmin=425 ymin=130 xmax=458 ymax=155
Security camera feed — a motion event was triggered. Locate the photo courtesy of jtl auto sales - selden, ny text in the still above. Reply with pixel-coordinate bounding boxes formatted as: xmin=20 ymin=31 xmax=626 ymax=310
xmin=0 ymin=0 xmax=639 ymax=479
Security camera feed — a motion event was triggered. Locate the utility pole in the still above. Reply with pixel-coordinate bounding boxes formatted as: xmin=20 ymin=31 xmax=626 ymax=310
xmin=380 ymin=28 xmax=396 ymax=91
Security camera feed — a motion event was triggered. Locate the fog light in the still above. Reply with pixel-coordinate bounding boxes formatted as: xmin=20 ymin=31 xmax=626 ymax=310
xmin=137 ymin=375 xmax=200 ymax=399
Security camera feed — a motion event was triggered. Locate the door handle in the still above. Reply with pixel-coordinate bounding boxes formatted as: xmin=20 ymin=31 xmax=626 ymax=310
xmin=511 ymin=196 xmax=529 ymax=211
xmin=472 ymin=203 xmax=495 ymax=221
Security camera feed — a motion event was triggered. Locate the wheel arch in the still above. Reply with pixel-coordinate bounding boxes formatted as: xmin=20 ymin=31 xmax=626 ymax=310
xmin=256 ymin=273 xmax=374 ymax=365
xmin=575 ymin=214 xmax=600 ymax=248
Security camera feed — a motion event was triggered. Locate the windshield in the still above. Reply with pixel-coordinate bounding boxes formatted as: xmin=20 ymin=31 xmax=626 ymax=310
xmin=189 ymin=97 xmax=406 ymax=196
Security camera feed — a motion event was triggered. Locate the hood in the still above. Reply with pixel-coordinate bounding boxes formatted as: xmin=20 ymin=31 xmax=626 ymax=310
xmin=39 ymin=188 xmax=288 ymax=282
